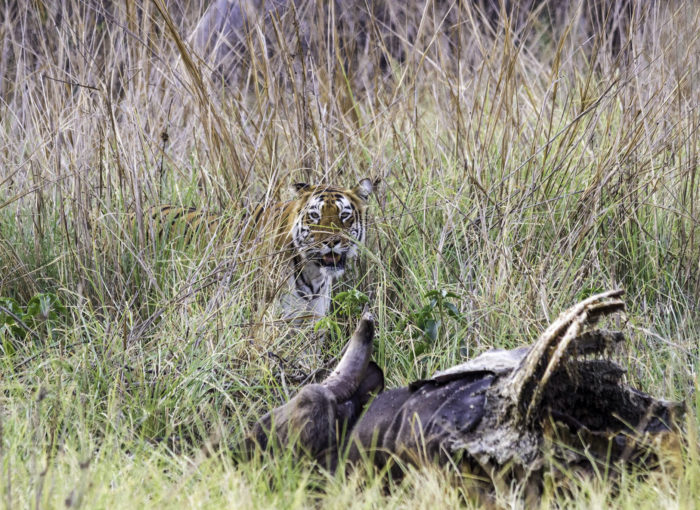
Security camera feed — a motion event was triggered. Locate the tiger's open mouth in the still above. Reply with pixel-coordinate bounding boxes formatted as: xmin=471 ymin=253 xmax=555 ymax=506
xmin=319 ymin=252 xmax=347 ymax=269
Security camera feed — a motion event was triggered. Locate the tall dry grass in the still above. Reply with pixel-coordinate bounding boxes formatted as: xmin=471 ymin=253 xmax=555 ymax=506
xmin=0 ymin=0 xmax=698 ymax=507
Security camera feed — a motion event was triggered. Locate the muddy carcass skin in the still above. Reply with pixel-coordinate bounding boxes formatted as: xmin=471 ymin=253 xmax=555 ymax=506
xmin=244 ymin=290 xmax=683 ymax=491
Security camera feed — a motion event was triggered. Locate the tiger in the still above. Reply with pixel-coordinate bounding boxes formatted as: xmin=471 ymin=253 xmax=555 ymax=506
xmin=133 ymin=178 xmax=373 ymax=320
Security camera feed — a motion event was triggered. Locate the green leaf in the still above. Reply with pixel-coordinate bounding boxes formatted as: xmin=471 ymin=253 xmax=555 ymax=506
xmin=423 ymin=318 xmax=439 ymax=342
xmin=0 ymin=298 xmax=22 ymax=324
xmin=332 ymin=289 xmax=369 ymax=317
xmin=1 ymin=332 xmax=17 ymax=356
xmin=412 ymin=341 xmax=429 ymax=358
xmin=445 ymin=302 xmax=461 ymax=319
xmin=314 ymin=316 xmax=342 ymax=340
xmin=25 ymin=293 xmax=66 ymax=322
xmin=25 ymin=295 xmax=42 ymax=319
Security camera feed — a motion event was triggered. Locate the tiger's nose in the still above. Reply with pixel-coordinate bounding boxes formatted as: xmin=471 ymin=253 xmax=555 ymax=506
xmin=325 ymin=238 xmax=342 ymax=251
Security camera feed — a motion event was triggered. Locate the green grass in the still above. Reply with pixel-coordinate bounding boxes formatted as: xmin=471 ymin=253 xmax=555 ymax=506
xmin=1 ymin=0 xmax=699 ymax=507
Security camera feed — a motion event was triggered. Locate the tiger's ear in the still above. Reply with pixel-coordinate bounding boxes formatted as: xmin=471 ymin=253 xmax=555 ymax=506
xmin=353 ymin=178 xmax=373 ymax=201
xmin=293 ymin=182 xmax=311 ymax=194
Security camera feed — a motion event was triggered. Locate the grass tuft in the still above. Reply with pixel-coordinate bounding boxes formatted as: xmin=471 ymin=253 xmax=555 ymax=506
xmin=1 ymin=0 xmax=698 ymax=507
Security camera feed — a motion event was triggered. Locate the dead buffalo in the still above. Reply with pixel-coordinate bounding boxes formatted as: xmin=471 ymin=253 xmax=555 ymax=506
xmin=243 ymin=289 xmax=683 ymax=494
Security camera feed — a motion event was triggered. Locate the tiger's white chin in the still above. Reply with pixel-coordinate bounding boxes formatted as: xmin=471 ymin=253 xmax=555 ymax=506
xmin=320 ymin=265 xmax=345 ymax=278
xmin=317 ymin=252 xmax=348 ymax=278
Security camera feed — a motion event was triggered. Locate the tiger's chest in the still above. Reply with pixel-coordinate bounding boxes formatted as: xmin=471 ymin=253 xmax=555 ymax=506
xmin=279 ymin=264 xmax=333 ymax=319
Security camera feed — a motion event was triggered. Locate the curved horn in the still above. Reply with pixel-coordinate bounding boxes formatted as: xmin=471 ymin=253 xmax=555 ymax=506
xmin=508 ymin=289 xmax=625 ymax=423
xmin=322 ymin=312 xmax=375 ymax=402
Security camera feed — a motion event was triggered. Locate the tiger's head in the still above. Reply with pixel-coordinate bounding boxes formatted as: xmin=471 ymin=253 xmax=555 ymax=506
xmin=290 ymin=178 xmax=373 ymax=276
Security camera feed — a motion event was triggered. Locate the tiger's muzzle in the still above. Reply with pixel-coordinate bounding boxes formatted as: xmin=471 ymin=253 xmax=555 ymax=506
xmin=319 ymin=251 xmax=348 ymax=270
xmin=312 ymin=237 xmax=352 ymax=272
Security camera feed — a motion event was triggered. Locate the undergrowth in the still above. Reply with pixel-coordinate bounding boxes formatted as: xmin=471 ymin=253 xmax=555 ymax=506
xmin=1 ymin=0 xmax=698 ymax=508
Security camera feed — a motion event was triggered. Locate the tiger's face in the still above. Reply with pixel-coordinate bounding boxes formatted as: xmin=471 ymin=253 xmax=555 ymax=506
xmin=290 ymin=179 xmax=373 ymax=276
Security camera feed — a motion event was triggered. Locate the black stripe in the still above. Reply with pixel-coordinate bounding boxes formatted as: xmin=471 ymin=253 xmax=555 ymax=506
xmin=252 ymin=204 xmax=265 ymax=224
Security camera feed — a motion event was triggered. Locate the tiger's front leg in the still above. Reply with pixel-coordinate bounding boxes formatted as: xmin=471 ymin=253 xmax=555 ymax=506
xmin=277 ymin=266 xmax=333 ymax=367
xmin=281 ymin=262 xmax=333 ymax=321
xmin=306 ymin=275 xmax=332 ymax=319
